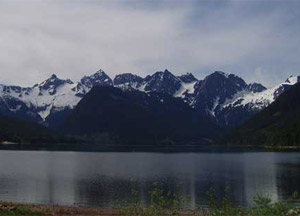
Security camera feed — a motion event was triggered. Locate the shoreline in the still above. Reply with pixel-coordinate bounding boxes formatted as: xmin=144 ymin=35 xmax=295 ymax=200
xmin=0 ymin=201 xmax=204 ymax=216
xmin=0 ymin=143 xmax=299 ymax=153
xmin=0 ymin=201 xmax=120 ymax=216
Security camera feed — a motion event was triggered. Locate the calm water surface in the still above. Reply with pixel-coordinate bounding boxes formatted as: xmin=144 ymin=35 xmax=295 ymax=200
xmin=0 ymin=150 xmax=300 ymax=208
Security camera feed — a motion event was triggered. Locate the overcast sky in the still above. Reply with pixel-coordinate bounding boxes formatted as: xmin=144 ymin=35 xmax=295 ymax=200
xmin=0 ymin=0 xmax=300 ymax=87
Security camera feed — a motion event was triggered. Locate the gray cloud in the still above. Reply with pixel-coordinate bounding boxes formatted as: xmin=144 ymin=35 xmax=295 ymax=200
xmin=0 ymin=0 xmax=300 ymax=87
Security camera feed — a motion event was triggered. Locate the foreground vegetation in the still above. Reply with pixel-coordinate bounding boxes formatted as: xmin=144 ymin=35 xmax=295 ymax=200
xmin=1 ymin=188 xmax=300 ymax=216
xmin=205 ymin=188 xmax=300 ymax=216
xmin=0 ymin=202 xmax=121 ymax=216
xmin=0 ymin=202 xmax=43 ymax=216
xmin=120 ymin=187 xmax=300 ymax=216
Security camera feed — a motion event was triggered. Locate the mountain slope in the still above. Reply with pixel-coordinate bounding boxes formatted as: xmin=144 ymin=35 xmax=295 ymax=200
xmin=218 ymin=75 xmax=300 ymax=126
xmin=0 ymin=92 xmax=42 ymax=122
xmin=228 ymin=83 xmax=300 ymax=146
xmin=63 ymin=86 xmax=221 ymax=144
xmin=175 ymin=71 xmax=269 ymax=126
xmin=192 ymin=71 xmax=248 ymax=114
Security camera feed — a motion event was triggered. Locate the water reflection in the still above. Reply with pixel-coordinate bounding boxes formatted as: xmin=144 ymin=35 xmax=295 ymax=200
xmin=0 ymin=151 xmax=300 ymax=208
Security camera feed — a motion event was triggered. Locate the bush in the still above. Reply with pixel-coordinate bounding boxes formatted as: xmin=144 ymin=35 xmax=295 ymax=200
xmin=119 ymin=185 xmax=300 ymax=216
xmin=207 ymin=189 xmax=300 ymax=216
xmin=119 ymin=187 xmax=187 ymax=216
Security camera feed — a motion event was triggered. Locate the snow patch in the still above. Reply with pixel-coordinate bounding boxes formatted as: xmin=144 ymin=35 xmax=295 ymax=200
xmin=174 ymin=81 xmax=197 ymax=98
xmin=223 ymin=75 xmax=300 ymax=110
xmin=209 ymin=97 xmax=220 ymax=117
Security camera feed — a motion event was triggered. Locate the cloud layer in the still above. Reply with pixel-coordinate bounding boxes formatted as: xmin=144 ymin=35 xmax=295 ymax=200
xmin=0 ymin=0 xmax=300 ymax=87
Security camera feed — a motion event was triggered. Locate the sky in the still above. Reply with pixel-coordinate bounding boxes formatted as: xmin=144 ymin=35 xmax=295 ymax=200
xmin=0 ymin=0 xmax=300 ymax=87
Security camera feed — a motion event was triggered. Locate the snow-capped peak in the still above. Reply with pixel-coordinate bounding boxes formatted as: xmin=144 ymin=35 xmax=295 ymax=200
xmin=39 ymin=74 xmax=57 ymax=85
xmin=83 ymin=69 xmax=108 ymax=80
xmin=38 ymin=74 xmax=73 ymax=93
xmin=285 ymin=75 xmax=300 ymax=85
xmin=223 ymin=75 xmax=300 ymax=111
xmin=80 ymin=69 xmax=113 ymax=89
xmin=247 ymin=83 xmax=267 ymax=93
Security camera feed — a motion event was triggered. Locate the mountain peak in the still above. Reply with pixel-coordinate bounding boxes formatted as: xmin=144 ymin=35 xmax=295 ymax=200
xmin=40 ymin=74 xmax=62 ymax=85
xmin=194 ymin=71 xmax=248 ymax=116
xmin=153 ymin=69 xmax=179 ymax=79
xmin=144 ymin=69 xmax=181 ymax=95
xmin=178 ymin=72 xmax=198 ymax=83
xmin=38 ymin=74 xmax=71 ymax=94
xmin=206 ymin=71 xmax=245 ymax=82
xmin=113 ymin=73 xmax=143 ymax=86
xmin=285 ymin=75 xmax=300 ymax=85
xmin=212 ymin=71 xmax=230 ymax=78
xmin=95 ymin=69 xmax=105 ymax=75
xmin=42 ymin=74 xmax=74 ymax=84
xmin=247 ymin=82 xmax=267 ymax=93
xmin=90 ymin=69 xmax=109 ymax=78
xmin=50 ymin=74 xmax=57 ymax=79
xmin=80 ymin=69 xmax=113 ymax=88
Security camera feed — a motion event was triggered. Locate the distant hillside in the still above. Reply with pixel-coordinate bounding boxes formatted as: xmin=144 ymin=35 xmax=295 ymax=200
xmin=0 ymin=114 xmax=72 ymax=144
xmin=63 ymin=86 xmax=222 ymax=145
xmin=228 ymin=83 xmax=300 ymax=146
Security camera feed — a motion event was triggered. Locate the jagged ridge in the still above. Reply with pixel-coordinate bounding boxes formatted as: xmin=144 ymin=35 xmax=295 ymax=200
xmin=0 ymin=69 xmax=299 ymax=128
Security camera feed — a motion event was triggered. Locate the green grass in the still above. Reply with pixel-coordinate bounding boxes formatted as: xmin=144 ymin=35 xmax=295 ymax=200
xmin=0 ymin=202 xmax=44 ymax=216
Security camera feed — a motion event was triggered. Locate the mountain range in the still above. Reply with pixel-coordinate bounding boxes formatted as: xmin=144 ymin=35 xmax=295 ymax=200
xmin=1 ymin=69 xmax=299 ymax=130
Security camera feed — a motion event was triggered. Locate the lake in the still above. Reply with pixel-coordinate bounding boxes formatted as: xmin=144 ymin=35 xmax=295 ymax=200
xmin=0 ymin=150 xmax=300 ymax=208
